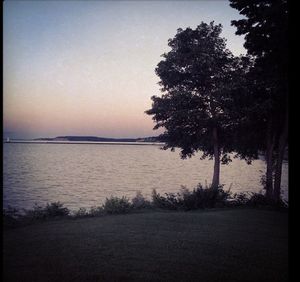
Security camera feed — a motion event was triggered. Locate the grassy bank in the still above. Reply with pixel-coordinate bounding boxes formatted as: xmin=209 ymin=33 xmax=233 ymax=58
xmin=3 ymin=208 xmax=288 ymax=282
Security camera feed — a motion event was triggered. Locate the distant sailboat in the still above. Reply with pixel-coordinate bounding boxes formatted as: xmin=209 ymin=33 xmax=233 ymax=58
xmin=6 ymin=137 xmax=10 ymax=143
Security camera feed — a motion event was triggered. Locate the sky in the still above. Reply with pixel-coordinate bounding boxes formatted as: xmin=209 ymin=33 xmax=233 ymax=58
xmin=3 ymin=0 xmax=246 ymax=139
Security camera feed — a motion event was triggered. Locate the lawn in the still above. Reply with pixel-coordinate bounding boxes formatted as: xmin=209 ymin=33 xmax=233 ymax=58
xmin=3 ymin=208 xmax=288 ymax=282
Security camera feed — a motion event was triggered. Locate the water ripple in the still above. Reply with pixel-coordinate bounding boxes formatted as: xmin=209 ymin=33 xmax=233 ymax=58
xmin=3 ymin=143 xmax=288 ymax=211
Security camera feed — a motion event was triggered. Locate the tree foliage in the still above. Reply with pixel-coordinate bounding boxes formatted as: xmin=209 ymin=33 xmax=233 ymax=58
xmin=146 ymin=22 xmax=241 ymax=163
xmin=230 ymin=0 xmax=288 ymax=135
xmin=230 ymin=0 xmax=288 ymax=201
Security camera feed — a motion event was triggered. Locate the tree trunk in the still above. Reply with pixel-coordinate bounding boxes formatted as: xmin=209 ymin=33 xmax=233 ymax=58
xmin=265 ymin=119 xmax=275 ymax=200
xmin=273 ymin=112 xmax=288 ymax=204
xmin=211 ymin=127 xmax=220 ymax=189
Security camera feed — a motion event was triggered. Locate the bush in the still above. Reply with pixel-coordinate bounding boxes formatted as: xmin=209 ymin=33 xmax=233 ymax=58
xmin=231 ymin=192 xmax=250 ymax=206
xmin=151 ymin=189 xmax=163 ymax=208
xmin=103 ymin=196 xmax=132 ymax=214
xmin=246 ymin=192 xmax=268 ymax=206
xmin=151 ymin=184 xmax=231 ymax=211
xmin=45 ymin=202 xmax=70 ymax=217
xmin=89 ymin=206 xmax=104 ymax=217
xmin=71 ymin=206 xmax=105 ymax=218
xmin=3 ymin=206 xmax=20 ymax=218
xmin=73 ymin=207 xmax=89 ymax=217
xmin=3 ymin=206 xmax=21 ymax=228
xmin=151 ymin=189 xmax=179 ymax=210
xmin=245 ymin=192 xmax=286 ymax=207
xmin=24 ymin=203 xmax=47 ymax=219
xmin=131 ymin=191 xmax=151 ymax=209
xmin=24 ymin=202 xmax=69 ymax=219
xmin=230 ymin=191 xmax=288 ymax=208
xmin=182 ymin=184 xmax=231 ymax=210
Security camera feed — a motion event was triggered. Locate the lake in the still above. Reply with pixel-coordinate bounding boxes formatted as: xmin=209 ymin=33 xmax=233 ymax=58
xmin=3 ymin=142 xmax=288 ymax=211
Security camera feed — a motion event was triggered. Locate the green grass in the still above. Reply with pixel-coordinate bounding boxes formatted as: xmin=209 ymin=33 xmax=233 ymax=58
xmin=3 ymin=208 xmax=288 ymax=282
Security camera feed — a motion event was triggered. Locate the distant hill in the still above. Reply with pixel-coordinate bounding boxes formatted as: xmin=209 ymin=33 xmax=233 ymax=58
xmin=35 ymin=136 xmax=162 ymax=143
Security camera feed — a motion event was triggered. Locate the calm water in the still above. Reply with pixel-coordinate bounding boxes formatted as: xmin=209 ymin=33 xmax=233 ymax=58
xmin=3 ymin=143 xmax=288 ymax=211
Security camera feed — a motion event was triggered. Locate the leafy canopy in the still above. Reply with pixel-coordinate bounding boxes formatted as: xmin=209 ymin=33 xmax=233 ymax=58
xmin=230 ymin=0 xmax=288 ymax=148
xmin=146 ymin=22 xmax=243 ymax=163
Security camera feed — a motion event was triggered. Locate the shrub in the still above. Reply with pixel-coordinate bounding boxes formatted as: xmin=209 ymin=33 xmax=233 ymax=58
xmin=151 ymin=189 xmax=164 ymax=208
xmin=187 ymin=185 xmax=215 ymax=209
xmin=246 ymin=192 xmax=274 ymax=207
xmin=230 ymin=191 xmax=288 ymax=208
xmin=3 ymin=206 xmax=20 ymax=218
xmin=24 ymin=203 xmax=47 ymax=219
xmin=228 ymin=192 xmax=249 ymax=206
xmin=151 ymin=189 xmax=179 ymax=210
xmin=72 ymin=206 xmax=104 ymax=218
xmin=231 ymin=192 xmax=249 ymax=206
xmin=131 ymin=191 xmax=151 ymax=209
xmin=151 ymin=184 xmax=231 ymax=211
xmin=3 ymin=206 xmax=21 ymax=228
xmin=73 ymin=207 xmax=89 ymax=217
xmin=24 ymin=202 xmax=69 ymax=219
xmin=103 ymin=196 xmax=132 ymax=214
xmin=89 ymin=206 xmax=105 ymax=217
xmin=179 ymin=184 xmax=231 ymax=210
xmin=45 ymin=202 xmax=70 ymax=217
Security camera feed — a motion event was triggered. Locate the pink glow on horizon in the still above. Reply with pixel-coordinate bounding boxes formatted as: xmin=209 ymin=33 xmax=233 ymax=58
xmin=4 ymin=0 xmax=245 ymax=139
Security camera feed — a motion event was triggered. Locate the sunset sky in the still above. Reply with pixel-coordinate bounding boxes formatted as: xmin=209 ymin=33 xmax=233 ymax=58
xmin=4 ymin=0 xmax=246 ymax=139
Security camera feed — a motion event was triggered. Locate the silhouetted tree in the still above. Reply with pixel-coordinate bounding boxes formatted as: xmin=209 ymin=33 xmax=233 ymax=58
xmin=230 ymin=0 xmax=288 ymax=203
xmin=146 ymin=22 xmax=242 ymax=189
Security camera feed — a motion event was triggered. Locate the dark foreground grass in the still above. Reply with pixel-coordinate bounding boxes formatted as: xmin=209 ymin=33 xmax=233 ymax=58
xmin=3 ymin=208 xmax=288 ymax=282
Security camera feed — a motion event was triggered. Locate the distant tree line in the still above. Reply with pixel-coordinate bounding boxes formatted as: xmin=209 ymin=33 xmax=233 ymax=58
xmin=146 ymin=0 xmax=288 ymax=204
xmin=35 ymin=136 xmax=163 ymax=143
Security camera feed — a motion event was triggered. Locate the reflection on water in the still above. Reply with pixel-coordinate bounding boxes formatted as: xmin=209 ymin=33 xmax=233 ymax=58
xmin=3 ymin=143 xmax=288 ymax=210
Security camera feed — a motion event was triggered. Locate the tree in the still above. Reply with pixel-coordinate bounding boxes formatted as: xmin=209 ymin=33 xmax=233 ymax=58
xmin=229 ymin=0 xmax=288 ymax=203
xmin=146 ymin=22 xmax=241 ymax=189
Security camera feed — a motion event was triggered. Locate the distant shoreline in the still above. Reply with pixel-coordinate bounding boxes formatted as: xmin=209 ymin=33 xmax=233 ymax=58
xmin=3 ymin=135 xmax=163 ymax=144
xmin=4 ymin=140 xmax=165 ymax=146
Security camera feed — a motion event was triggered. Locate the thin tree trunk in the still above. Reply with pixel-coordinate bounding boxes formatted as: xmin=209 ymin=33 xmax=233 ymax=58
xmin=273 ymin=111 xmax=288 ymax=203
xmin=265 ymin=119 xmax=275 ymax=200
xmin=211 ymin=127 xmax=220 ymax=189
